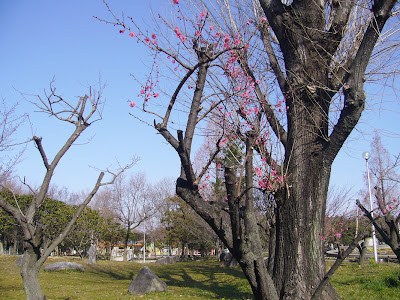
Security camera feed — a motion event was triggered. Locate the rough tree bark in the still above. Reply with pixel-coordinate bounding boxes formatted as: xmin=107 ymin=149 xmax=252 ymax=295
xmin=257 ymin=0 xmax=398 ymax=297
xmin=103 ymin=0 xmax=399 ymax=297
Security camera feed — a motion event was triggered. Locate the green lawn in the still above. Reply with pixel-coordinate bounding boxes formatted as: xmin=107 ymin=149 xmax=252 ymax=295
xmin=0 ymin=255 xmax=399 ymax=299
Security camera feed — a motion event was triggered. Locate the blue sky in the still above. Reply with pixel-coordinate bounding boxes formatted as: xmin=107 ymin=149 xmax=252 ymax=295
xmin=1 ymin=0 xmax=399 ymax=202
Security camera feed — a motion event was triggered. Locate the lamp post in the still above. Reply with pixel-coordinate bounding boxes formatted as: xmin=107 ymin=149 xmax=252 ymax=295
xmin=140 ymin=212 xmax=145 ymax=263
xmin=362 ymin=151 xmax=379 ymax=263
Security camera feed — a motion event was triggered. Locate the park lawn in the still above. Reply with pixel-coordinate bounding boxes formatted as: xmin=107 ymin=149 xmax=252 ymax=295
xmin=0 ymin=255 xmax=399 ymax=299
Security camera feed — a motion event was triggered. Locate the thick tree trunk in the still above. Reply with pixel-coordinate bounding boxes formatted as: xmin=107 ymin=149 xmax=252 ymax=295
xmin=271 ymin=99 xmax=340 ymax=299
xmin=267 ymin=220 xmax=276 ymax=275
xmin=20 ymin=248 xmax=45 ymax=300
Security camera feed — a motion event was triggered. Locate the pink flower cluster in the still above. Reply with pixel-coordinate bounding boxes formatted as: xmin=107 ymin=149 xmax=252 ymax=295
xmin=174 ymin=27 xmax=187 ymax=43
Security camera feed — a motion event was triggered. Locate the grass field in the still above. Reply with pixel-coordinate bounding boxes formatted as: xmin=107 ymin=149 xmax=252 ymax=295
xmin=0 ymin=255 xmax=399 ymax=299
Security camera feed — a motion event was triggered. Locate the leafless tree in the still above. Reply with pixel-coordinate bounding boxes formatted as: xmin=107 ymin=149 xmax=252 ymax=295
xmin=0 ymin=99 xmax=28 ymax=184
xmin=110 ymin=172 xmax=159 ymax=261
xmin=357 ymin=133 xmax=400 ymax=265
xmin=0 ymin=83 xmax=133 ymax=300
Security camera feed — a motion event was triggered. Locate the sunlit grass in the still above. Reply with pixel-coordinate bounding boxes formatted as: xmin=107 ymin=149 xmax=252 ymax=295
xmin=329 ymin=261 xmax=400 ymax=300
xmin=0 ymin=255 xmax=399 ymax=299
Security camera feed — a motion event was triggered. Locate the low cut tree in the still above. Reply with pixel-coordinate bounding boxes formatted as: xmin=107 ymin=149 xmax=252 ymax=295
xmin=0 ymin=84 xmax=132 ymax=300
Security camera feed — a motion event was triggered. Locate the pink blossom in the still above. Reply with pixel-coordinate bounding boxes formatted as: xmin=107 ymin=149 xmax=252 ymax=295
xmin=130 ymin=102 xmax=136 ymax=108
xmin=152 ymin=34 xmax=157 ymax=39
xmin=219 ymin=138 xmax=227 ymax=146
xmin=140 ymin=89 xmax=145 ymax=94
xmin=195 ymin=31 xmax=202 ymax=37
xmin=129 ymin=32 xmax=136 ymax=38
xmin=215 ymin=32 xmax=220 ymax=38
xmin=181 ymin=36 xmax=187 ymax=42
xmin=224 ymin=35 xmax=230 ymax=43
xmin=119 ymin=29 xmax=125 ymax=34
xmin=336 ymin=233 xmax=342 ymax=238
xmin=200 ymin=11 xmax=206 ymax=18
xmin=154 ymin=93 xmax=159 ymax=98
xmin=173 ymin=0 xmax=179 ymax=4
xmin=145 ymin=38 xmax=150 ymax=43
xmin=255 ymin=167 xmax=263 ymax=176
xmin=209 ymin=26 xmax=214 ymax=31
xmin=321 ymin=236 xmax=326 ymax=240
xmin=261 ymin=17 xmax=267 ymax=23
xmin=234 ymin=39 xmax=241 ymax=45
xmin=217 ymin=163 xmax=222 ymax=168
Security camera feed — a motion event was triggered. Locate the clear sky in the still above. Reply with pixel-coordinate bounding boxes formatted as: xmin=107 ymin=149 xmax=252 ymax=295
xmin=1 ymin=0 xmax=399 ymax=202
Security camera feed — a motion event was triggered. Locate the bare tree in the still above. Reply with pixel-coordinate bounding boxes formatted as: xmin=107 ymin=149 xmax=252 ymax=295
xmin=0 ymin=99 xmax=28 ymax=184
xmin=110 ymin=172 xmax=158 ymax=261
xmin=0 ymin=84 xmax=133 ymax=300
xmin=100 ymin=0 xmax=400 ymax=298
xmin=357 ymin=133 xmax=400 ymax=265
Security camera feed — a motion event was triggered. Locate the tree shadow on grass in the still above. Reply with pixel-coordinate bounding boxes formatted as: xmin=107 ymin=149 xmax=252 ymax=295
xmin=158 ymin=263 xmax=253 ymax=299
xmin=87 ymin=260 xmax=253 ymax=299
xmin=85 ymin=263 xmax=139 ymax=281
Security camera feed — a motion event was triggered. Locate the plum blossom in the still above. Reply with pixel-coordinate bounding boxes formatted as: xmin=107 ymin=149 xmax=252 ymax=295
xmin=255 ymin=167 xmax=263 ymax=176
xmin=219 ymin=138 xmax=227 ymax=146
xmin=129 ymin=32 xmax=136 ymax=38
xmin=152 ymin=34 xmax=157 ymax=39
xmin=130 ymin=102 xmax=136 ymax=108
xmin=173 ymin=0 xmax=179 ymax=4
